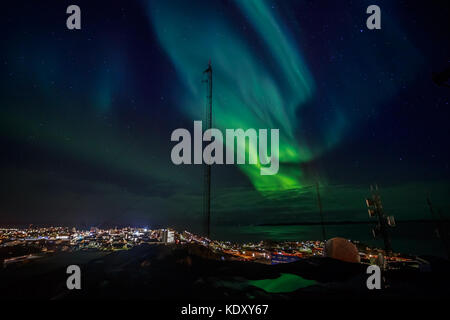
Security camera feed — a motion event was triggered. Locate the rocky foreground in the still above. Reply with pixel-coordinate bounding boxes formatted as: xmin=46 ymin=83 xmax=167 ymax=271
xmin=1 ymin=243 xmax=449 ymax=300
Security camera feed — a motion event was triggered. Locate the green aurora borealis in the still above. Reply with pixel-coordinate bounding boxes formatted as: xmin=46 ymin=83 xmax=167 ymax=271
xmin=147 ymin=0 xmax=315 ymax=192
xmin=145 ymin=0 xmax=423 ymax=192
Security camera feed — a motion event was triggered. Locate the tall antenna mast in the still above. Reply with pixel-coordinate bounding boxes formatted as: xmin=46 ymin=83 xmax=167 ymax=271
xmin=202 ymin=61 xmax=212 ymax=239
xmin=427 ymin=196 xmax=450 ymax=259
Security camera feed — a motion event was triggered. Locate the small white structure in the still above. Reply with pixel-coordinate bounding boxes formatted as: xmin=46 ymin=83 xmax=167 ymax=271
xmin=161 ymin=229 xmax=175 ymax=244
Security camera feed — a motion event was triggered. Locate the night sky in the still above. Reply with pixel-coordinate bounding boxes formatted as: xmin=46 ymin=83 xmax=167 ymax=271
xmin=1 ymin=1 xmax=449 ymax=245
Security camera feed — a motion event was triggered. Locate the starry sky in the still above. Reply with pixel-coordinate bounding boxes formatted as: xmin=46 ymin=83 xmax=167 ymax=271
xmin=1 ymin=1 xmax=449 ymax=248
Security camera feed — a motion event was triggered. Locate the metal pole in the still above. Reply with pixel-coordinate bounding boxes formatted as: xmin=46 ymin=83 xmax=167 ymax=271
xmin=203 ymin=62 xmax=212 ymax=239
xmin=427 ymin=197 xmax=450 ymax=259
xmin=316 ymin=182 xmax=326 ymax=241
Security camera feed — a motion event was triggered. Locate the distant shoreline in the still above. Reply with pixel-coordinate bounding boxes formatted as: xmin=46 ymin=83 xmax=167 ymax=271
xmin=259 ymin=219 xmax=450 ymax=226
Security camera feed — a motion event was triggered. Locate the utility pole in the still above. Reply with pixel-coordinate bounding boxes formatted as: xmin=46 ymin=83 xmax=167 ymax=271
xmin=366 ymin=185 xmax=394 ymax=254
xmin=427 ymin=196 xmax=450 ymax=259
xmin=315 ymin=182 xmax=326 ymax=241
xmin=202 ymin=61 xmax=212 ymax=239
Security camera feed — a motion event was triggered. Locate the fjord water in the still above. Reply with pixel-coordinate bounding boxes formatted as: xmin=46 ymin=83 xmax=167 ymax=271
xmin=215 ymin=221 xmax=447 ymax=258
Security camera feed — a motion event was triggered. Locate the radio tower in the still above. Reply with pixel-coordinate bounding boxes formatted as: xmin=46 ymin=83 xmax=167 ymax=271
xmin=202 ymin=61 xmax=212 ymax=239
xmin=366 ymin=185 xmax=395 ymax=253
xmin=315 ymin=181 xmax=326 ymax=241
